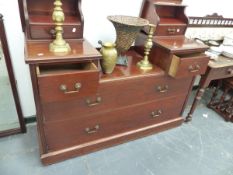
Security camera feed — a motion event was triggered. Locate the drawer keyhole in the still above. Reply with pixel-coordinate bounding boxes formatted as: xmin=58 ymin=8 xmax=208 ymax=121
xmin=85 ymin=125 xmax=100 ymax=134
xmin=157 ymin=85 xmax=169 ymax=93
xmin=59 ymin=83 xmax=82 ymax=94
xmin=151 ymin=109 xmax=162 ymax=118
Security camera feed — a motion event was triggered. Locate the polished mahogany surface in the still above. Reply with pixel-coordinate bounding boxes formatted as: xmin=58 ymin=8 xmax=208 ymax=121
xmin=29 ymin=15 xmax=81 ymax=25
xmin=149 ymin=0 xmax=183 ymax=4
xmin=100 ymin=50 xmax=164 ymax=82
xmin=154 ymin=36 xmax=209 ymax=53
xmin=25 ymin=39 xmax=101 ymax=64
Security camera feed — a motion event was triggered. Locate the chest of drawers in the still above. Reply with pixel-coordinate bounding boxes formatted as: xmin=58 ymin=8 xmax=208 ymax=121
xmin=25 ymin=40 xmax=201 ymax=164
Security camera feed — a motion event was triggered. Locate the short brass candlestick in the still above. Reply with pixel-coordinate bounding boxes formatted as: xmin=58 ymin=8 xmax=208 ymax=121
xmin=49 ymin=0 xmax=71 ymax=53
xmin=137 ymin=24 xmax=156 ymax=70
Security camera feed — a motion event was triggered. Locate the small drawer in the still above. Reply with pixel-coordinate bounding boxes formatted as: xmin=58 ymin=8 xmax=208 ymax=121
xmin=43 ymin=95 xmax=186 ymax=151
xmin=168 ymin=53 xmax=209 ymax=78
xmin=156 ymin=25 xmax=186 ymax=36
xmin=29 ymin=24 xmax=83 ymax=39
xmin=37 ymin=62 xmax=99 ymax=103
xmin=42 ymin=75 xmax=192 ymax=122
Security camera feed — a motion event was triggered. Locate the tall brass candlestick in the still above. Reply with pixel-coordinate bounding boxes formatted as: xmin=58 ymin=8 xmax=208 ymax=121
xmin=49 ymin=0 xmax=71 ymax=53
xmin=137 ymin=24 xmax=156 ymax=70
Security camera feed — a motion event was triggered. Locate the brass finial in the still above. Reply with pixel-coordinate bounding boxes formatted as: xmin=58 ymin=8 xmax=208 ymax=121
xmin=49 ymin=0 xmax=71 ymax=53
xmin=137 ymin=24 xmax=156 ymax=70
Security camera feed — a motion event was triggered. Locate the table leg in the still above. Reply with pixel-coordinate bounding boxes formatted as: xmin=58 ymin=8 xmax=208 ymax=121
xmin=185 ymin=74 xmax=211 ymax=122
xmin=185 ymin=88 xmax=205 ymax=122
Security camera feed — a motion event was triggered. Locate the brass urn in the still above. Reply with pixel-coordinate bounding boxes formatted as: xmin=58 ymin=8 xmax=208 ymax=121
xmin=98 ymin=41 xmax=118 ymax=74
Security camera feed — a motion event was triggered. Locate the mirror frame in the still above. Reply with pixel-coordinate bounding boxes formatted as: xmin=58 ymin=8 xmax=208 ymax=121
xmin=0 ymin=14 xmax=26 ymax=137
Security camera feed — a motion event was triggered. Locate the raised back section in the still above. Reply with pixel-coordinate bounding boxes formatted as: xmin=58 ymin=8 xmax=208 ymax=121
xmin=140 ymin=0 xmax=188 ymax=36
xmin=26 ymin=0 xmax=78 ymax=16
xmin=18 ymin=0 xmax=84 ymax=40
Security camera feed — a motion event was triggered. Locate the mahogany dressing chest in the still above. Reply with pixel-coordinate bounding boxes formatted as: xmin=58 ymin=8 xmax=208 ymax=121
xmin=19 ymin=0 xmax=209 ymax=165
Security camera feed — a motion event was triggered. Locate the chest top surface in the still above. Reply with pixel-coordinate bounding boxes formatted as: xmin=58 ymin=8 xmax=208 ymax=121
xmin=25 ymin=39 xmax=101 ymax=64
xmin=154 ymin=36 xmax=209 ymax=54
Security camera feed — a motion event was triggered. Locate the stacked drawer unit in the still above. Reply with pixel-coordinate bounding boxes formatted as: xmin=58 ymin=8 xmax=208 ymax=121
xmin=18 ymin=0 xmax=83 ymax=40
xmin=26 ymin=45 xmax=195 ymax=164
xmin=20 ymin=0 xmax=209 ymax=165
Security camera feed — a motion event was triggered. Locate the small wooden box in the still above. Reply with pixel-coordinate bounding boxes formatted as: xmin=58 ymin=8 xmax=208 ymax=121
xmin=18 ymin=0 xmax=84 ymax=40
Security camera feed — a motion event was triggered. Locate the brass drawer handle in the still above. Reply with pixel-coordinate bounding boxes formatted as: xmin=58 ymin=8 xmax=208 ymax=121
xmin=189 ymin=65 xmax=200 ymax=73
xmin=59 ymin=83 xmax=82 ymax=94
xmin=86 ymin=97 xmax=102 ymax=107
xmin=167 ymin=28 xmax=176 ymax=34
xmin=151 ymin=109 xmax=162 ymax=118
xmin=85 ymin=124 xmax=100 ymax=134
xmin=157 ymin=85 xmax=169 ymax=93
xmin=227 ymin=68 xmax=233 ymax=75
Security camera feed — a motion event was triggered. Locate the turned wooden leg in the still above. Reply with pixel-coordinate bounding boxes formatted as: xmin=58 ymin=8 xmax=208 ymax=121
xmin=185 ymin=88 xmax=205 ymax=122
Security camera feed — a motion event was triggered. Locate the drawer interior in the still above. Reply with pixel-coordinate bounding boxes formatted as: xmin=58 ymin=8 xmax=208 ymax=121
xmin=37 ymin=62 xmax=98 ymax=76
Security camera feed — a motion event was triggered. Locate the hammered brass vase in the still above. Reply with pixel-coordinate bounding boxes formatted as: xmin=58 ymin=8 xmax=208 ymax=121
xmin=98 ymin=41 xmax=118 ymax=74
xmin=107 ymin=15 xmax=149 ymax=55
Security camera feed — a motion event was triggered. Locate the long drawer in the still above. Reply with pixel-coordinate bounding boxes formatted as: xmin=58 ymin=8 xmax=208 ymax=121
xmin=43 ymin=94 xmax=186 ymax=151
xmin=42 ymin=76 xmax=192 ymax=122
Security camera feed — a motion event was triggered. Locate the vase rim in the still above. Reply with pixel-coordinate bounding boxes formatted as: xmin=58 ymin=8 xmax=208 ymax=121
xmin=102 ymin=42 xmax=116 ymax=48
xmin=107 ymin=15 xmax=149 ymax=27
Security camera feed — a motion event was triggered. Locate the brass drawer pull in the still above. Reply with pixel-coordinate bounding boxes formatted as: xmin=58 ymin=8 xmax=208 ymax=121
xmin=157 ymin=85 xmax=169 ymax=93
xmin=59 ymin=83 xmax=82 ymax=94
xmin=167 ymin=28 xmax=176 ymax=34
xmin=151 ymin=109 xmax=162 ymax=118
xmin=85 ymin=125 xmax=100 ymax=134
xmin=189 ymin=65 xmax=200 ymax=73
xmin=86 ymin=97 xmax=102 ymax=107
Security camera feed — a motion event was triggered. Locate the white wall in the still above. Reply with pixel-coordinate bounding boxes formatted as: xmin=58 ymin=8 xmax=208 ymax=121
xmin=183 ymin=0 xmax=232 ymax=18
xmin=1 ymin=0 xmax=233 ymax=117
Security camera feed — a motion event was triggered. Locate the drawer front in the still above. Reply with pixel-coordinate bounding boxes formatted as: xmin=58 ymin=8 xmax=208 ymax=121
xmin=42 ymin=76 xmax=192 ymax=122
xmin=156 ymin=25 xmax=186 ymax=36
xmin=208 ymin=66 xmax=233 ymax=80
xmin=30 ymin=24 xmax=83 ymax=39
xmin=38 ymin=68 xmax=99 ymax=103
xmin=169 ymin=54 xmax=209 ymax=78
xmin=44 ymin=94 xmax=186 ymax=151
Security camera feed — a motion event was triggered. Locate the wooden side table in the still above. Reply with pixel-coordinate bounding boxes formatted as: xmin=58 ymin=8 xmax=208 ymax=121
xmin=185 ymin=55 xmax=233 ymax=122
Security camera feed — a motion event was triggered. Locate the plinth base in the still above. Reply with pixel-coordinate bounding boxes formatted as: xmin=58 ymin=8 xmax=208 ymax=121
xmin=137 ymin=60 xmax=153 ymax=70
xmin=49 ymin=42 xmax=71 ymax=53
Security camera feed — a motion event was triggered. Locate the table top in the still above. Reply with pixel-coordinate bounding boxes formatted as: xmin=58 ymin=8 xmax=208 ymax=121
xmin=208 ymin=55 xmax=233 ymax=68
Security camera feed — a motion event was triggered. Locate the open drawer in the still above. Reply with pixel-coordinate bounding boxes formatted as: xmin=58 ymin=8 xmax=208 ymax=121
xmin=37 ymin=62 xmax=99 ymax=103
xmin=168 ymin=53 xmax=209 ymax=78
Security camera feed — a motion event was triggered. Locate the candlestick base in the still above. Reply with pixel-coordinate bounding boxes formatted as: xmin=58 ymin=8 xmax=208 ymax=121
xmin=137 ymin=60 xmax=153 ymax=70
xmin=49 ymin=42 xmax=71 ymax=53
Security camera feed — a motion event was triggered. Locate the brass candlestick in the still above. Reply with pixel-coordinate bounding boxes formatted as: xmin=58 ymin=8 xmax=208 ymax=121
xmin=49 ymin=0 xmax=71 ymax=53
xmin=137 ymin=24 xmax=156 ymax=70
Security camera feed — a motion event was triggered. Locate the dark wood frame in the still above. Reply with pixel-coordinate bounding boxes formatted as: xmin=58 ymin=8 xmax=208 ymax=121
xmin=188 ymin=13 xmax=233 ymax=27
xmin=0 ymin=14 xmax=26 ymax=137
